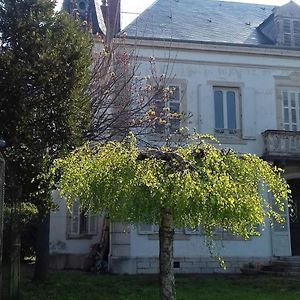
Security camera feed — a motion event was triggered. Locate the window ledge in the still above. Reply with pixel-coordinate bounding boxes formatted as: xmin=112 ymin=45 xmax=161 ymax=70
xmin=146 ymin=132 xmax=187 ymax=143
xmin=213 ymin=234 xmax=247 ymax=241
xmin=148 ymin=234 xmax=190 ymax=241
xmin=214 ymin=129 xmax=247 ymax=145
xmin=67 ymin=234 xmax=95 ymax=240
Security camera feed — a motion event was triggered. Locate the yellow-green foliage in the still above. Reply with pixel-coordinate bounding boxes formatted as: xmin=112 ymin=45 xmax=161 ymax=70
xmin=52 ymin=135 xmax=290 ymax=240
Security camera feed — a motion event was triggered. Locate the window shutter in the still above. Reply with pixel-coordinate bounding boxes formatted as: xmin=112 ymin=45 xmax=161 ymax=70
xmin=293 ymin=20 xmax=300 ymax=47
xmin=226 ymin=91 xmax=237 ymax=129
xmin=214 ymin=90 xmax=224 ymax=129
xmin=88 ymin=214 xmax=97 ymax=235
xmin=269 ymin=192 xmax=291 ymax=256
xmin=71 ymin=201 xmax=80 ymax=235
xmin=283 ymin=19 xmax=291 ymax=33
xmin=241 ymin=89 xmax=256 ymax=140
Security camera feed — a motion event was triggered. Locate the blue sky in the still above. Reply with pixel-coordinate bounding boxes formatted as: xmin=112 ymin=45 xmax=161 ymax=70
xmin=56 ymin=0 xmax=300 ymax=28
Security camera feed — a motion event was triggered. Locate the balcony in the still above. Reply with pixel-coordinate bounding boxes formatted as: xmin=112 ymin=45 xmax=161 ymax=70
xmin=262 ymin=130 xmax=300 ymax=161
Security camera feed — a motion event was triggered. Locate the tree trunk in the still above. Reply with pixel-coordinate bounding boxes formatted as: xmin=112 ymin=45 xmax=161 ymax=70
xmin=0 ymin=157 xmax=5 ymax=300
xmin=159 ymin=209 xmax=176 ymax=300
xmin=9 ymin=224 xmax=20 ymax=300
xmin=7 ymin=198 xmax=21 ymax=300
xmin=33 ymin=211 xmax=50 ymax=282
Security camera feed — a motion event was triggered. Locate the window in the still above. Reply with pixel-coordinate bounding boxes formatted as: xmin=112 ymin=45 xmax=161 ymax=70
xmin=154 ymin=85 xmax=181 ymax=134
xmin=214 ymin=87 xmax=240 ymax=135
xmin=282 ymin=19 xmax=300 ymax=47
xmin=138 ymin=224 xmax=159 ymax=234
xmin=138 ymin=224 xmax=184 ymax=235
xmin=67 ymin=201 xmax=98 ymax=238
xmin=184 ymin=226 xmax=201 ymax=235
xmin=213 ymin=226 xmax=260 ymax=240
xmin=282 ymin=90 xmax=300 ymax=131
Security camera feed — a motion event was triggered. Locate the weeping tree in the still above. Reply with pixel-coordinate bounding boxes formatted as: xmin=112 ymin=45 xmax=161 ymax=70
xmin=52 ymin=134 xmax=290 ymax=300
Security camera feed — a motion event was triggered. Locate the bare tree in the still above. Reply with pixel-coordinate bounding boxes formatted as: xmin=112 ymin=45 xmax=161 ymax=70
xmin=86 ymin=36 xmax=187 ymax=144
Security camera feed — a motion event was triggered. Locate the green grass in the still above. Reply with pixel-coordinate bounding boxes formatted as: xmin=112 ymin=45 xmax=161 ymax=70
xmin=17 ymin=269 xmax=300 ymax=300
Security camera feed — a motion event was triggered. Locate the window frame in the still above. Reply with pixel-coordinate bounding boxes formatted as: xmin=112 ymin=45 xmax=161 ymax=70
xmin=281 ymin=89 xmax=300 ymax=131
xmin=213 ymin=87 xmax=241 ymax=137
xmin=281 ymin=18 xmax=300 ymax=47
xmin=67 ymin=200 xmax=98 ymax=239
xmin=153 ymin=84 xmax=182 ymax=135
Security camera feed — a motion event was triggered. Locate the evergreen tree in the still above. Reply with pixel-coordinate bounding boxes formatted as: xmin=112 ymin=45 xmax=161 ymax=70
xmin=0 ymin=0 xmax=92 ymax=284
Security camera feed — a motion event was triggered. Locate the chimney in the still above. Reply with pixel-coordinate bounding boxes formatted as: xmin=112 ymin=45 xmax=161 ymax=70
xmin=105 ymin=0 xmax=121 ymax=40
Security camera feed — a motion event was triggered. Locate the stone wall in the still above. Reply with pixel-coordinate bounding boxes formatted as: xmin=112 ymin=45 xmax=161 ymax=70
xmin=109 ymin=256 xmax=271 ymax=275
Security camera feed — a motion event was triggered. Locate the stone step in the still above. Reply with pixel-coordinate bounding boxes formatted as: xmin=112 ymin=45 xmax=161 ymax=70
xmin=268 ymin=259 xmax=300 ymax=274
xmin=279 ymin=256 xmax=300 ymax=262
xmin=260 ymin=270 xmax=300 ymax=276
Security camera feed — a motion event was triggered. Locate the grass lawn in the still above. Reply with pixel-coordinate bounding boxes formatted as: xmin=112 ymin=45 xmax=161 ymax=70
xmin=16 ymin=268 xmax=300 ymax=300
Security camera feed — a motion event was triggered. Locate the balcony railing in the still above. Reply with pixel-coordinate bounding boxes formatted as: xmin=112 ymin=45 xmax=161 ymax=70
xmin=262 ymin=130 xmax=300 ymax=160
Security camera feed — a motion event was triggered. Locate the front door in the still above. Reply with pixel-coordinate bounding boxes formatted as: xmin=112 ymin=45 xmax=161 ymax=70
xmin=289 ymin=179 xmax=300 ymax=256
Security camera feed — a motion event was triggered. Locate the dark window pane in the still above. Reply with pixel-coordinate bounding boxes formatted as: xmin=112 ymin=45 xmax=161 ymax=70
xmin=284 ymin=33 xmax=292 ymax=46
xmin=294 ymin=34 xmax=300 ymax=47
xmin=170 ymin=119 xmax=180 ymax=133
xmin=169 ymin=102 xmax=180 ymax=133
xmin=291 ymin=93 xmax=296 ymax=106
xmin=154 ymin=100 xmax=165 ymax=134
xmin=214 ymin=90 xmax=224 ymax=129
xmin=169 ymin=102 xmax=180 ymax=113
xmin=80 ymin=212 xmax=88 ymax=234
xmin=227 ymin=91 xmax=237 ymax=129
xmin=285 ymin=124 xmax=290 ymax=131
xmin=293 ymin=20 xmax=300 ymax=34
xmin=169 ymin=86 xmax=180 ymax=100
xmin=284 ymin=108 xmax=289 ymax=123
xmin=283 ymin=91 xmax=288 ymax=107
xmin=292 ymin=109 xmax=297 ymax=123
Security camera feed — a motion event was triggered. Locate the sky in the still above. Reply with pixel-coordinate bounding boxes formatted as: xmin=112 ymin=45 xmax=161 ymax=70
xmin=56 ymin=0 xmax=300 ymax=28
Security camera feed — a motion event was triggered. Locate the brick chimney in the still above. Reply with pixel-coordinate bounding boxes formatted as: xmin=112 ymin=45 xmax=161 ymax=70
xmin=101 ymin=0 xmax=121 ymax=40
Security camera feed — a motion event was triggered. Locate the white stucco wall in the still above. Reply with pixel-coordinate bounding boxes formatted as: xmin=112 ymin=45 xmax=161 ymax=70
xmin=116 ymin=41 xmax=300 ymax=261
xmin=49 ymin=191 xmax=102 ymax=255
xmin=130 ymin=219 xmax=273 ymax=259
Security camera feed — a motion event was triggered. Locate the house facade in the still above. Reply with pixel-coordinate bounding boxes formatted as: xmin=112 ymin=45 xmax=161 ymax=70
xmin=50 ymin=0 xmax=300 ymax=274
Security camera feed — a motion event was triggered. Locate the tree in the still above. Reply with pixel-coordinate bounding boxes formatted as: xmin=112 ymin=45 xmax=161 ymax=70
xmin=0 ymin=0 xmax=92 ymax=285
xmin=87 ymin=39 xmax=181 ymax=142
xmin=53 ymin=134 xmax=290 ymax=300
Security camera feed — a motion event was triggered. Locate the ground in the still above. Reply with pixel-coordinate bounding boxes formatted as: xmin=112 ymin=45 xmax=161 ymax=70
xmin=4 ymin=265 xmax=300 ymax=300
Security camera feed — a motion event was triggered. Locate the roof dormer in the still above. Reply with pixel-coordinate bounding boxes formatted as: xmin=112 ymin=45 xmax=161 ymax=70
xmin=273 ymin=1 xmax=300 ymax=47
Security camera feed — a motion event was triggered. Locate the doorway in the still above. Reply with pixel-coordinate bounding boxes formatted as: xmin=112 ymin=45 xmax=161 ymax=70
xmin=288 ymin=179 xmax=300 ymax=256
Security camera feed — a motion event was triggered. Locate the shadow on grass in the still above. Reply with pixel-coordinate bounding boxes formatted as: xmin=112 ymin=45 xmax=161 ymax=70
xmin=3 ymin=264 xmax=300 ymax=300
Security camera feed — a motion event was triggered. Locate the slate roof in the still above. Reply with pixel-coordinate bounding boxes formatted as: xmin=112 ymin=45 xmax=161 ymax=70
xmin=123 ymin=0 xmax=276 ymax=46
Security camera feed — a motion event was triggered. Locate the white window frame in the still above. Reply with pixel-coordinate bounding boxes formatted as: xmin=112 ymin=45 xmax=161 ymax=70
xmin=213 ymin=87 xmax=241 ymax=136
xmin=282 ymin=89 xmax=300 ymax=131
xmin=67 ymin=200 xmax=98 ymax=238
